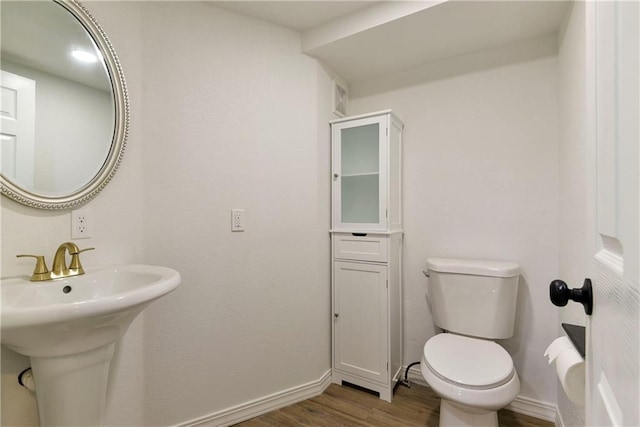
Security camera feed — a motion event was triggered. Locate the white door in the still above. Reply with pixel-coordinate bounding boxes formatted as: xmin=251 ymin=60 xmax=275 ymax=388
xmin=586 ymin=2 xmax=639 ymax=425
xmin=0 ymin=70 xmax=36 ymax=188
xmin=333 ymin=261 xmax=388 ymax=383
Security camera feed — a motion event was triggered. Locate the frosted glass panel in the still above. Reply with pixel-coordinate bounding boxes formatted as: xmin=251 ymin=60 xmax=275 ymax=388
xmin=339 ymin=122 xmax=380 ymax=224
xmin=341 ymin=124 xmax=379 ymax=175
xmin=342 ymin=175 xmax=379 ymax=224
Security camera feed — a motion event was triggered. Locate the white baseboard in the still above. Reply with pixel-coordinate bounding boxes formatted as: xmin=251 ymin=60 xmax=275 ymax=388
xmin=176 ymin=370 xmax=332 ymax=427
xmin=175 ymin=366 xmax=557 ymax=427
xmin=506 ymin=395 xmax=557 ymax=422
xmin=403 ymin=365 xmax=557 ymax=423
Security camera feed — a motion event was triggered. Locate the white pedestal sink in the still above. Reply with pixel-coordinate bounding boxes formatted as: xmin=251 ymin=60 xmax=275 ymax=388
xmin=1 ymin=264 xmax=181 ymax=426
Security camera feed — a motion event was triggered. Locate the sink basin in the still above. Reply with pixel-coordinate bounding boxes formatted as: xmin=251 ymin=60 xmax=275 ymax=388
xmin=1 ymin=264 xmax=180 ymax=357
xmin=0 ymin=264 xmax=180 ymax=426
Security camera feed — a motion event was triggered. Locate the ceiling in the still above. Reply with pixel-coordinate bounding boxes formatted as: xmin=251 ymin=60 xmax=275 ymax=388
xmin=1 ymin=1 xmax=571 ymax=90
xmin=212 ymin=1 xmax=571 ymax=84
xmin=212 ymin=1 xmax=379 ymax=32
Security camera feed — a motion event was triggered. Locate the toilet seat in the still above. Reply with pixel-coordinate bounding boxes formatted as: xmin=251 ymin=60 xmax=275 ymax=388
xmin=423 ymin=334 xmax=514 ymax=389
xmin=421 ymin=333 xmax=520 ymax=413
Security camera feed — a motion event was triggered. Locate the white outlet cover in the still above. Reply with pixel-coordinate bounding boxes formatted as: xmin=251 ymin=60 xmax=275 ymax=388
xmin=71 ymin=209 xmax=92 ymax=239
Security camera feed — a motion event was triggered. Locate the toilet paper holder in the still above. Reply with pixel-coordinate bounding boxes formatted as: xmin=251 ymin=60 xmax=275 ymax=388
xmin=562 ymin=323 xmax=585 ymax=358
xmin=549 ymin=278 xmax=593 ymax=315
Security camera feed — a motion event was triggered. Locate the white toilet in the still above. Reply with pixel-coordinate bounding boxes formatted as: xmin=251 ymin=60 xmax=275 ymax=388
xmin=421 ymin=258 xmax=521 ymax=427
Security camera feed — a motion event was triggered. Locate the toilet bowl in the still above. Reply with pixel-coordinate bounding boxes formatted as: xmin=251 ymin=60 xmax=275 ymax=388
xmin=421 ymin=258 xmax=521 ymax=427
xmin=421 ymin=333 xmax=519 ymax=427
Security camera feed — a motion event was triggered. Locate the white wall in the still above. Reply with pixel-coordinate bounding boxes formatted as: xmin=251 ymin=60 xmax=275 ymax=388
xmin=1 ymin=2 xmax=333 ymax=425
xmin=134 ymin=3 xmax=332 ymax=424
xmin=348 ymin=40 xmax=561 ymax=406
xmin=556 ymin=2 xmax=588 ymax=425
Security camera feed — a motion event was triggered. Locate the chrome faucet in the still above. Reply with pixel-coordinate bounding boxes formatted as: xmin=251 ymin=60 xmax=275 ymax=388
xmin=17 ymin=242 xmax=95 ymax=281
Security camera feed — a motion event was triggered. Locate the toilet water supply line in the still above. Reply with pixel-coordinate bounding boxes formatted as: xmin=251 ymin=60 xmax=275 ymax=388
xmin=399 ymin=269 xmax=431 ymax=387
xmin=18 ymin=367 xmax=36 ymax=392
xmin=401 ymin=361 xmax=422 ymax=388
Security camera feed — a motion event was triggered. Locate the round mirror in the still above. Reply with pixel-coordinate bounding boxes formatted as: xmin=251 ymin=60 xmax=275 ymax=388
xmin=0 ymin=0 xmax=129 ymax=209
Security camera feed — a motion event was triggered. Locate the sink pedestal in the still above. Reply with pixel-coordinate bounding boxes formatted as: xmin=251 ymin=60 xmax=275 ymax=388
xmin=31 ymin=343 xmax=115 ymax=426
xmin=2 ymin=264 xmax=181 ymax=426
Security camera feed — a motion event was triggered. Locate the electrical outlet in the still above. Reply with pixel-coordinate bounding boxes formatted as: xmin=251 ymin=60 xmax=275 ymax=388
xmin=231 ymin=209 xmax=245 ymax=232
xmin=71 ymin=209 xmax=92 ymax=239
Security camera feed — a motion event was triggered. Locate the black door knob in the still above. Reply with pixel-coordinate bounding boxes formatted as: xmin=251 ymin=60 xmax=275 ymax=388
xmin=549 ymin=278 xmax=593 ymax=315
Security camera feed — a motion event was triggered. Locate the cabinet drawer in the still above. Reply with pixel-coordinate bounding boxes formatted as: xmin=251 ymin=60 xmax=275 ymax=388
xmin=333 ymin=234 xmax=388 ymax=262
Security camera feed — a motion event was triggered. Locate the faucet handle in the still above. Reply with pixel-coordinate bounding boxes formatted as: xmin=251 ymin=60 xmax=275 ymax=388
xmin=70 ymin=247 xmax=95 ymax=256
xmin=16 ymin=254 xmax=50 ymax=281
xmin=68 ymin=247 xmax=95 ymax=273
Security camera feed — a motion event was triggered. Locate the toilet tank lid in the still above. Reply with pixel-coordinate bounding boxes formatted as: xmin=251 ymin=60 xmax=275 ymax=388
xmin=427 ymin=258 xmax=520 ymax=278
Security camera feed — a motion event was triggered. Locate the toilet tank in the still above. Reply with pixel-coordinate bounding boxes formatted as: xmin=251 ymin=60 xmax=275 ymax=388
xmin=427 ymin=258 xmax=520 ymax=339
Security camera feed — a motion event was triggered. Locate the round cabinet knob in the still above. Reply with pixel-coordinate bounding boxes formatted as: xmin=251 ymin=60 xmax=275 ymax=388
xmin=333 ymin=173 xmax=339 ymax=179
xmin=549 ymin=278 xmax=593 ymax=315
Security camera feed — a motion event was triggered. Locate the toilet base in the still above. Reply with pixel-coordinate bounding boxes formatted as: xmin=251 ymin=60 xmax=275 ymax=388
xmin=439 ymin=399 xmax=498 ymax=427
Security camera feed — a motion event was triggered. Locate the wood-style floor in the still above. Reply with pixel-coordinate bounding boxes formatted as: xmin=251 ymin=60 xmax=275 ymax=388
xmin=234 ymin=383 xmax=554 ymax=427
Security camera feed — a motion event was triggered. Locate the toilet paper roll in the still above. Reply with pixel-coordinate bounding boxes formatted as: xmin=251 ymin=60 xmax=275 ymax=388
xmin=544 ymin=336 xmax=574 ymax=363
xmin=544 ymin=336 xmax=585 ymax=406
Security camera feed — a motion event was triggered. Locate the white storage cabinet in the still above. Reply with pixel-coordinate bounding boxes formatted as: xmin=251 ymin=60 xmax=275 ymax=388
xmin=330 ymin=110 xmax=403 ymax=402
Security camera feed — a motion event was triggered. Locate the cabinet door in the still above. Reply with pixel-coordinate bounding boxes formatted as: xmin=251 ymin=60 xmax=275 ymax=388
xmin=334 ymin=261 xmax=388 ymax=384
xmin=332 ymin=115 xmax=387 ymax=231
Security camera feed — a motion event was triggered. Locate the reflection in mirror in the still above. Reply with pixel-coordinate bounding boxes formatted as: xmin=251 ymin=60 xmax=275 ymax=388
xmin=0 ymin=0 xmax=128 ymax=209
